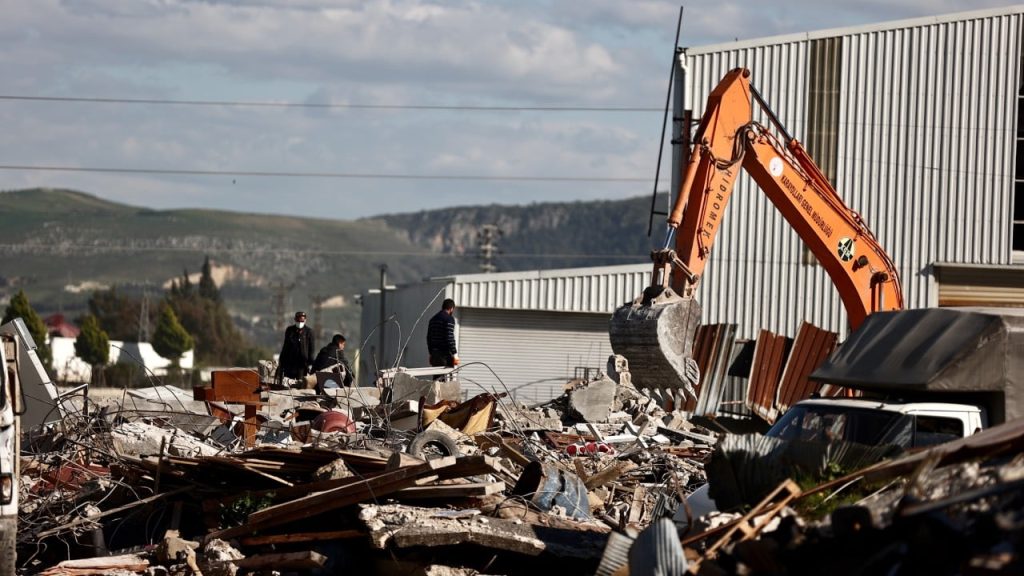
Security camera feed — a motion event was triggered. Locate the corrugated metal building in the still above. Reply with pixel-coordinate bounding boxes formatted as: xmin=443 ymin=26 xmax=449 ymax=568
xmin=675 ymin=5 xmax=1024 ymax=338
xmin=359 ymin=264 xmax=651 ymax=404
xmin=361 ymin=7 xmax=1023 ymax=402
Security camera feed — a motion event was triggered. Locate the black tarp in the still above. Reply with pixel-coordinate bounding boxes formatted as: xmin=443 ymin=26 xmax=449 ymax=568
xmin=811 ymin=308 xmax=1024 ymax=424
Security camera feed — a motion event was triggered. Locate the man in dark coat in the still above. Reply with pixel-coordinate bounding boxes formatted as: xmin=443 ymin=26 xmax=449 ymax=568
xmin=278 ymin=311 xmax=314 ymax=382
xmin=313 ymin=333 xmax=354 ymax=388
xmin=426 ymin=298 xmax=458 ymax=368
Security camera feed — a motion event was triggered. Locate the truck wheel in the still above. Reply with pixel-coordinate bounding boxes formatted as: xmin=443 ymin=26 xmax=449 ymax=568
xmin=0 ymin=517 xmax=16 ymax=575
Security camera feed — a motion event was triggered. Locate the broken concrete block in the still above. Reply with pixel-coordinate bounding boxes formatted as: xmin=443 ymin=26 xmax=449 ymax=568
xmin=313 ymin=457 xmax=354 ymax=481
xmin=607 ymin=354 xmax=632 ymax=387
xmin=662 ymin=411 xmax=695 ymax=432
xmin=111 ymin=421 xmax=221 ymax=459
xmin=390 ymin=372 xmax=460 ymax=406
xmin=499 ymin=406 xmax=562 ymax=431
xmin=200 ymin=538 xmax=245 ymax=576
xmin=569 ymin=377 xmax=617 ymax=423
xmin=154 ymin=530 xmax=199 ymax=565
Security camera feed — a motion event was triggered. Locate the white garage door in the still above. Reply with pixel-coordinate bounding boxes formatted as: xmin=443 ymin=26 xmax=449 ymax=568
xmin=455 ymin=308 xmax=614 ymax=406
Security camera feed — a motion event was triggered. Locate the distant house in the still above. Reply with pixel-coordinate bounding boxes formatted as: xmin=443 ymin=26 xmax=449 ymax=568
xmin=50 ymin=336 xmax=194 ymax=383
xmin=44 ymin=314 xmax=80 ymax=339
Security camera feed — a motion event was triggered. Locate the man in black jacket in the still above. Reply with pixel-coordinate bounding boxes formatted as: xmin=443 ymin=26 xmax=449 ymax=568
xmin=313 ymin=333 xmax=354 ymax=388
xmin=426 ymin=299 xmax=459 ymax=368
xmin=278 ymin=311 xmax=315 ymax=383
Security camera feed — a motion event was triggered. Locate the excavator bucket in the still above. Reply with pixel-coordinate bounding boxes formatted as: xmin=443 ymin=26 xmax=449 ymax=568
xmin=608 ymin=286 xmax=702 ymax=400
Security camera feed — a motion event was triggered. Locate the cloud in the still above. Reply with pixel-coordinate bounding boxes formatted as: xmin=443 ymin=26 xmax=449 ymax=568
xmin=0 ymin=0 xmax=1018 ymax=217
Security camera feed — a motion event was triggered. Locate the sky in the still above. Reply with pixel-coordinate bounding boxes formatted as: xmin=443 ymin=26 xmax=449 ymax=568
xmin=0 ymin=0 xmax=1017 ymax=219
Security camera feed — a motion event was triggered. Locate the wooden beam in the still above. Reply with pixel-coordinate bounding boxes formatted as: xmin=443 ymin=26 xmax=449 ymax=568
xmin=584 ymin=461 xmax=635 ymax=491
xmin=231 ymin=551 xmax=326 ymax=570
xmin=206 ymin=457 xmax=457 ymax=541
xmin=393 ymin=482 xmax=504 ymax=500
xmin=240 ymin=530 xmax=365 ymax=546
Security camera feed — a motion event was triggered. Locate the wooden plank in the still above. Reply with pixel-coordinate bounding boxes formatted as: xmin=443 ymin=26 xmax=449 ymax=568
xmin=237 ymin=463 xmax=293 ymax=487
xmin=240 ymin=530 xmax=365 ymax=546
xmin=433 ymin=455 xmax=507 ymax=480
xmin=573 ymin=459 xmax=589 ymax=482
xmin=387 ymin=452 xmax=427 ymax=470
xmin=38 ymin=554 xmax=149 ymax=575
xmin=583 ymin=461 xmax=634 ymax=491
xmin=231 ymin=551 xmax=326 ymax=570
xmin=247 ymin=457 xmax=452 ymax=524
xmin=694 ymin=479 xmax=801 ymax=571
xmin=393 ymin=481 xmax=504 ymax=500
xmin=207 ymin=457 xmax=458 ymax=541
xmin=627 ymin=486 xmax=645 ymax=525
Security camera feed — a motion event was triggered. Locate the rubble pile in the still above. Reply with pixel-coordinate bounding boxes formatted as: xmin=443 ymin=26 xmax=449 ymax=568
xmin=18 ymin=364 xmax=1024 ymax=575
xmin=17 ymin=368 xmax=714 ymax=575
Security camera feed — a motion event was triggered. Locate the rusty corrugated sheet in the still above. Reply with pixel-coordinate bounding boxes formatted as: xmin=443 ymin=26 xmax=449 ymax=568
xmin=692 ymin=324 xmax=738 ymax=416
xmin=686 ymin=324 xmax=717 ymax=412
xmin=776 ymin=322 xmax=838 ymax=415
xmin=746 ymin=330 xmax=792 ymax=423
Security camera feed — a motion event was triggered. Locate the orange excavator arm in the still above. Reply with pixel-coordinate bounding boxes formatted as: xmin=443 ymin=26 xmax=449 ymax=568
xmin=667 ymin=68 xmax=903 ymax=327
xmin=609 ymin=68 xmax=902 ymax=396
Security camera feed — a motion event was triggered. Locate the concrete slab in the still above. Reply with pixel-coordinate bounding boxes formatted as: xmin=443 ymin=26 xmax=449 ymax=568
xmin=569 ymin=377 xmax=617 ymax=423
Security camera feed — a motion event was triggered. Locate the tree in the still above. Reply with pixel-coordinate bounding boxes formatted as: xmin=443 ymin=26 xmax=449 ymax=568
xmin=152 ymin=302 xmax=194 ymax=366
xmin=198 ymin=256 xmax=220 ymax=302
xmin=75 ymin=315 xmax=109 ymax=384
xmin=2 ymin=289 xmax=51 ymax=368
xmin=87 ymin=287 xmax=145 ymax=342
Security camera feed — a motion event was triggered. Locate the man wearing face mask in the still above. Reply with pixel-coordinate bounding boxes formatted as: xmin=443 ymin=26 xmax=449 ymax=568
xmin=277 ymin=311 xmax=315 ymax=385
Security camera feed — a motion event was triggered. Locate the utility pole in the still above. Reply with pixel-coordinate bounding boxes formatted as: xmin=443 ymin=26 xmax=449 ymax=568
xmin=311 ymin=295 xmax=325 ymax=342
xmin=477 ymin=224 xmax=502 ymax=273
xmin=271 ymin=282 xmax=294 ymax=332
xmin=138 ymin=290 xmax=150 ymax=342
xmin=378 ymin=264 xmax=388 ymax=368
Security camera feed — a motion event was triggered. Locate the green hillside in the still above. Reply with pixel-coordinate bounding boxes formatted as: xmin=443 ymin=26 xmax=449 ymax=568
xmin=0 ymin=188 xmax=662 ymax=353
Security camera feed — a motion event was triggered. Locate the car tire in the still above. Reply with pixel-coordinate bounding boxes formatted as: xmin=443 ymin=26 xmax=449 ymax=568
xmin=408 ymin=430 xmax=459 ymax=460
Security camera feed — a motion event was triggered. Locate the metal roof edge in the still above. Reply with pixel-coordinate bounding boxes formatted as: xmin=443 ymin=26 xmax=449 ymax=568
xmin=428 ymin=262 xmax=651 ymax=284
xmin=685 ymin=5 xmax=1024 ymax=54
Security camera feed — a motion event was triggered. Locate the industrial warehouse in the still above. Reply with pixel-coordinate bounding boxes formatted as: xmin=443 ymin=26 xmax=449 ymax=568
xmin=2 ymin=4 xmax=1024 ymax=576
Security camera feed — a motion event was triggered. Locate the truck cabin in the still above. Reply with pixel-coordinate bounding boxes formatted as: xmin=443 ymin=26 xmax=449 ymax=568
xmin=766 ymin=399 xmax=984 ymax=449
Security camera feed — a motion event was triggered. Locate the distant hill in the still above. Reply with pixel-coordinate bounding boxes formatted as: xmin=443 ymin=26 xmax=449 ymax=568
xmin=373 ymin=194 xmax=666 ymax=272
xmin=0 ymin=188 xmax=663 ymax=351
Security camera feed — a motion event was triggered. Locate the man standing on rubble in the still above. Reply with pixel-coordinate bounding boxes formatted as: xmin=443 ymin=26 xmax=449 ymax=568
xmin=277 ymin=311 xmax=315 ymax=385
xmin=426 ymin=298 xmax=459 ymax=369
xmin=313 ymin=333 xmax=354 ymax=388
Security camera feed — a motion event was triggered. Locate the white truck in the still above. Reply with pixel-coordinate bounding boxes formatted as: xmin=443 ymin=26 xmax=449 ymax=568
xmin=0 ymin=318 xmax=67 ymax=574
xmin=683 ymin=307 xmax=1021 ymax=520
xmin=766 ymin=397 xmax=985 ymax=448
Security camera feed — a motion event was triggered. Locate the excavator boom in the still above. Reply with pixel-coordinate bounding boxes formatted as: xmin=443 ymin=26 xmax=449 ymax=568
xmin=609 ymin=68 xmax=903 ymax=397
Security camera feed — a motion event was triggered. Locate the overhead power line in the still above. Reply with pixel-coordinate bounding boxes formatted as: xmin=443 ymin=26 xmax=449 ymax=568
xmin=0 ymin=164 xmax=651 ymax=183
xmin=0 ymin=94 xmax=661 ymax=113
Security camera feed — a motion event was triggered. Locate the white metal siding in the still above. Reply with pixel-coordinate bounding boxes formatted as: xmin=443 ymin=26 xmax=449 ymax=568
xmin=449 ymin=264 xmax=650 ymax=313
xmin=456 ymin=308 xmax=613 ymax=405
xmin=682 ymin=8 xmax=1023 ymax=341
